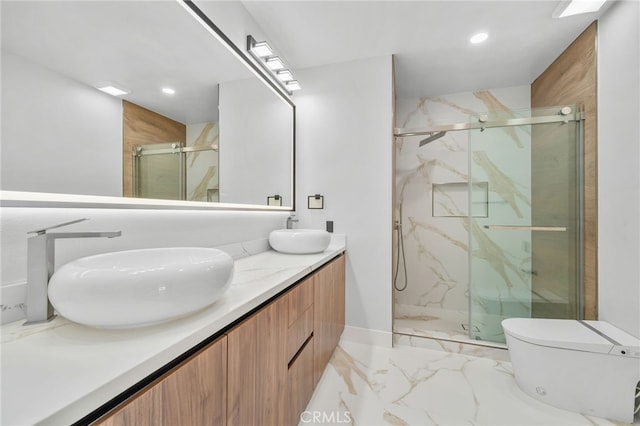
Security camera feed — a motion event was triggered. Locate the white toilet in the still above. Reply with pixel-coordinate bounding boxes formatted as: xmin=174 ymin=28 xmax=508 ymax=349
xmin=502 ymin=318 xmax=640 ymax=423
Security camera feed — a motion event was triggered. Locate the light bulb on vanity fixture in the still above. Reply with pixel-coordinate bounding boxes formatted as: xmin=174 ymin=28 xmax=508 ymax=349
xmin=247 ymin=35 xmax=301 ymax=95
xmin=266 ymin=57 xmax=285 ymax=70
xmin=276 ymin=70 xmax=294 ymax=82
xmin=249 ymin=40 xmax=273 ymax=57
xmin=285 ymin=80 xmax=301 ymax=91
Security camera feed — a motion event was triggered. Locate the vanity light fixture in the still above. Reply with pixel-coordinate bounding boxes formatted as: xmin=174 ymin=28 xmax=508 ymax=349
xmin=307 ymin=194 xmax=324 ymax=209
xmin=249 ymin=40 xmax=273 ymax=57
xmin=553 ymin=0 xmax=607 ymax=18
xmin=470 ymin=32 xmax=489 ymax=44
xmin=247 ymin=35 xmax=300 ymax=95
xmin=162 ymin=87 xmax=176 ymax=95
xmin=276 ymin=70 xmax=294 ymax=82
xmin=266 ymin=57 xmax=285 ymax=71
xmin=285 ymin=80 xmax=302 ymax=91
xmin=95 ymin=82 xmax=130 ymax=96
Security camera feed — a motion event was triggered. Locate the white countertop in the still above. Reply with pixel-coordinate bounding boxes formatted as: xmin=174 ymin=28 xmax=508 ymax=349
xmin=1 ymin=236 xmax=346 ymax=425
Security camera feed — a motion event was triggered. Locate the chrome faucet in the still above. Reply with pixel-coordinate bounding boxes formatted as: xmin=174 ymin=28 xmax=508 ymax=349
xmin=24 ymin=218 xmax=122 ymax=325
xmin=286 ymin=213 xmax=299 ymax=229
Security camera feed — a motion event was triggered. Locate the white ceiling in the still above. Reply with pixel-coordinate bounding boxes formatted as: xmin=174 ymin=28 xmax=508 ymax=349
xmin=1 ymin=0 xmax=611 ymax=120
xmin=241 ymin=0 xmax=611 ymax=97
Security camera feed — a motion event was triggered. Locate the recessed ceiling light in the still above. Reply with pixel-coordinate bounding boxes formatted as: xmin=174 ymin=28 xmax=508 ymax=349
xmin=553 ymin=0 xmax=607 ymax=18
xmin=162 ymin=87 xmax=176 ymax=95
xmin=95 ymin=82 xmax=130 ymax=96
xmin=470 ymin=32 xmax=489 ymax=44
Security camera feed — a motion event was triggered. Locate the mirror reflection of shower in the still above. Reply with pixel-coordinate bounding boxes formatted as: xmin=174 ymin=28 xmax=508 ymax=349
xmin=133 ymin=142 xmax=219 ymax=202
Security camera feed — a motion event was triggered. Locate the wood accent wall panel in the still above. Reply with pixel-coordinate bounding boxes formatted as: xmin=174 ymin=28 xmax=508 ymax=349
xmin=122 ymin=100 xmax=186 ymax=197
xmin=531 ymin=22 xmax=598 ymax=319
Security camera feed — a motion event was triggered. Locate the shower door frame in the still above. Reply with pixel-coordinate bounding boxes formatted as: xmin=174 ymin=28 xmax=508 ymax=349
xmin=394 ymin=105 xmax=585 ymax=342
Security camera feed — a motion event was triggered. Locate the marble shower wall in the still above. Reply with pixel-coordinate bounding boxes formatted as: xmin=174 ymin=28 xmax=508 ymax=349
xmin=394 ymin=86 xmax=531 ymax=336
xmin=186 ymin=122 xmax=219 ymax=202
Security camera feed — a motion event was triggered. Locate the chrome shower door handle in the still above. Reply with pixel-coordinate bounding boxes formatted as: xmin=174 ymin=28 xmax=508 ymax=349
xmin=483 ymin=225 xmax=567 ymax=232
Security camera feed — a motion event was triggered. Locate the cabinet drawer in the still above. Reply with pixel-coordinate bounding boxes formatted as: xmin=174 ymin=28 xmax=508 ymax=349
xmin=287 ymin=306 xmax=313 ymax=362
xmin=288 ymin=276 xmax=313 ymax=327
xmin=287 ymin=336 xmax=314 ymax=426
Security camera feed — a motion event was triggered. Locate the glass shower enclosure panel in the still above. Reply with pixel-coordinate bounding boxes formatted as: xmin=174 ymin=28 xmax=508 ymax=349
xmin=469 ymin=106 xmax=582 ymax=343
xmin=133 ymin=142 xmax=185 ymax=200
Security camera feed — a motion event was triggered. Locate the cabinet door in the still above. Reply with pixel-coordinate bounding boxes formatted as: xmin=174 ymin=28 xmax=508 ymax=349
xmin=98 ymin=385 xmax=162 ymax=426
xmin=97 ymin=335 xmax=227 ymax=426
xmin=227 ymin=297 xmax=288 ymax=426
xmin=162 ymin=336 xmax=227 ymax=425
xmin=331 ymin=254 xmax=346 ymax=346
xmin=313 ymin=254 xmax=346 ymax=385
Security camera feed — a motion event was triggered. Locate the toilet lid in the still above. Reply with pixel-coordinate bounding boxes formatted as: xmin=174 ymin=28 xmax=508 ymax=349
xmin=502 ymin=318 xmax=614 ymax=354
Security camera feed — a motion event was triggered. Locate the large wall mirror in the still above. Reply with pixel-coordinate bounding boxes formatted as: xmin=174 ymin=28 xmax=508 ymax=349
xmin=1 ymin=0 xmax=295 ymax=209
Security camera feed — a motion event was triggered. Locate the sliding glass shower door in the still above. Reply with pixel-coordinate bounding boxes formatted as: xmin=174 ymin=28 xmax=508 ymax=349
xmin=468 ymin=105 xmax=582 ymax=343
xmin=133 ymin=142 xmax=185 ymax=200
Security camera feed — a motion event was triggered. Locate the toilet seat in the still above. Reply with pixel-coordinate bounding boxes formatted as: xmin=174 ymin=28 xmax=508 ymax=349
xmin=502 ymin=318 xmax=640 ymax=357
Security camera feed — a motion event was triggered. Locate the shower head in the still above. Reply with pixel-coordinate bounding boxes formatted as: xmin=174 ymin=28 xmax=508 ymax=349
xmin=419 ymin=131 xmax=446 ymax=147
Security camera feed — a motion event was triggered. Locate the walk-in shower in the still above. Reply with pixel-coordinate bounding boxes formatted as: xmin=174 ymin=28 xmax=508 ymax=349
xmin=393 ymin=105 xmax=583 ymax=345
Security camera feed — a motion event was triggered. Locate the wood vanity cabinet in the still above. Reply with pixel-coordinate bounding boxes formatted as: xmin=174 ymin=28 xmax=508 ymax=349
xmin=96 ymin=335 xmax=227 ymax=426
xmin=226 ymin=295 xmax=288 ymax=426
xmin=313 ymin=254 xmax=346 ymax=385
xmin=93 ymin=253 xmax=345 ymax=426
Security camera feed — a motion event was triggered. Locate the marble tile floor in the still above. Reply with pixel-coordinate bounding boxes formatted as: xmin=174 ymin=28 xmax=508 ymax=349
xmin=302 ymin=340 xmax=640 ymax=426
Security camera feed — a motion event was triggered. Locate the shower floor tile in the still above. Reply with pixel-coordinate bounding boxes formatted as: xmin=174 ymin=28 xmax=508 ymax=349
xmin=393 ymin=304 xmax=499 ymax=346
xmin=303 ymin=340 xmax=638 ymax=426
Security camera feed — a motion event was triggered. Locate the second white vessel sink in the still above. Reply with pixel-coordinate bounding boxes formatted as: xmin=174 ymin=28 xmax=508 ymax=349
xmin=269 ymin=229 xmax=331 ymax=254
xmin=48 ymin=247 xmax=234 ymax=329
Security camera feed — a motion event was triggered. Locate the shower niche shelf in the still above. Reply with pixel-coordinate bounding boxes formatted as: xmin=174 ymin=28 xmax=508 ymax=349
xmin=432 ymin=181 xmax=488 ymax=218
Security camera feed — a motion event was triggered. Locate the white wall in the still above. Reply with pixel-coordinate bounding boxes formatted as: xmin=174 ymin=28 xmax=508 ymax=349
xmin=597 ymin=0 xmax=640 ymax=338
xmin=1 ymin=51 xmax=122 ymax=196
xmin=295 ymin=56 xmax=394 ymax=336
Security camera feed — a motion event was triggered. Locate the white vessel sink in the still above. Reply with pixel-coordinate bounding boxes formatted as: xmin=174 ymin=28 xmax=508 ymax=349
xmin=48 ymin=247 xmax=234 ymax=329
xmin=269 ymin=229 xmax=331 ymax=254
